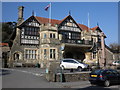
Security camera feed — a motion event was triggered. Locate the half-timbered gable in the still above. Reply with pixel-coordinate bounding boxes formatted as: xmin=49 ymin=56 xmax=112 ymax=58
xmin=59 ymin=15 xmax=82 ymax=32
xmin=18 ymin=16 xmax=40 ymax=45
xmin=58 ymin=15 xmax=82 ymax=40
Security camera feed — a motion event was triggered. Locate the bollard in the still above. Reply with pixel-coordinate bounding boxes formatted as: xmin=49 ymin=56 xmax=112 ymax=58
xmin=60 ymin=67 xmax=63 ymax=82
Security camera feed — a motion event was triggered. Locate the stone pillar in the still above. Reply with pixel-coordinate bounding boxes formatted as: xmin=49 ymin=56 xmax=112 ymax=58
xmin=100 ymin=32 xmax=106 ymax=68
xmin=61 ymin=51 xmax=64 ymax=59
xmin=60 ymin=44 xmax=65 ymax=60
xmin=84 ymin=52 xmax=92 ymax=64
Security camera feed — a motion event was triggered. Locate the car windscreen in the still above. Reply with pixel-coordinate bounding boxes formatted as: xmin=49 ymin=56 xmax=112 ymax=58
xmin=91 ymin=70 xmax=104 ymax=74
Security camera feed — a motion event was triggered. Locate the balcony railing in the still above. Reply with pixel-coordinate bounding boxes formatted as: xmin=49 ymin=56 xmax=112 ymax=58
xmin=61 ymin=39 xmax=93 ymax=45
xmin=40 ymin=38 xmax=60 ymax=44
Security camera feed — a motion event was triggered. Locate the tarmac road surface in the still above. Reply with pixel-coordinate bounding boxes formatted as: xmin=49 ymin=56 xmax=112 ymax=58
xmin=1 ymin=68 xmax=120 ymax=89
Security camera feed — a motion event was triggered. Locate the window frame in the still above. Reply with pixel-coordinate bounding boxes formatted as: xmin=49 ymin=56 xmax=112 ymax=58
xmin=24 ymin=49 xmax=37 ymax=60
xmin=50 ymin=49 xmax=56 ymax=59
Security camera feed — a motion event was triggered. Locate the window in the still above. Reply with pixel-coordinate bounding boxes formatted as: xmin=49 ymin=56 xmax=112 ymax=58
xmin=53 ymin=34 xmax=55 ymax=38
xmin=50 ymin=49 xmax=56 ymax=59
xmin=63 ymin=60 xmax=71 ymax=63
xmin=92 ymin=52 xmax=96 ymax=59
xmin=50 ymin=33 xmax=52 ymax=38
xmin=69 ymin=33 xmax=71 ymax=39
xmin=92 ymin=70 xmax=104 ymax=74
xmin=44 ymin=49 xmax=47 ymax=59
xmin=71 ymin=60 xmax=78 ymax=63
xmin=50 ymin=33 xmax=56 ymax=38
xmin=25 ymin=50 xmax=29 ymax=59
xmin=71 ymin=33 xmax=80 ymax=39
xmin=63 ymin=60 xmax=69 ymax=62
xmin=21 ymin=28 xmax=24 ymax=34
xmin=105 ymin=70 xmax=112 ymax=75
xmin=111 ymin=70 xmax=119 ymax=75
xmin=25 ymin=49 xmax=37 ymax=59
xmin=93 ymin=38 xmax=97 ymax=42
xmin=24 ymin=27 xmax=39 ymax=36
xmin=43 ymin=33 xmax=47 ymax=39
xmin=62 ymin=32 xmax=69 ymax=39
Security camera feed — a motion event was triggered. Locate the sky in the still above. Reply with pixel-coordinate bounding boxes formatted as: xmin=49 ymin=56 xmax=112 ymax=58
xmin=2 ymin=2 xmax=118 ymax=46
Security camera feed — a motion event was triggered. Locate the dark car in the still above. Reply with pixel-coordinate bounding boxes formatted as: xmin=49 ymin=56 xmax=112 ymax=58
xmin=89 ymin=69 xmax=120 ymax=87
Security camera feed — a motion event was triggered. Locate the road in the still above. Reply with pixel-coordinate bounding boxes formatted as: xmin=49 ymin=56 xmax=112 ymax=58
xmin=1 ymin=68 xmax=120 ymax=89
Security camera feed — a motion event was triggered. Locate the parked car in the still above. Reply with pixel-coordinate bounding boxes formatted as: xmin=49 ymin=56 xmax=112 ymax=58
xmin=60 ymin=58 xmax=89 ymax=71
xmin=112 ymin=60 xmax=120 ymax=66
xmin=89 ymin=69 xmax=120 ymax=87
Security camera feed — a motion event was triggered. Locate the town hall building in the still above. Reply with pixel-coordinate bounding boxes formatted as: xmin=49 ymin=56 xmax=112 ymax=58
xmin=8 ymin=6 xmax=119 ymax=68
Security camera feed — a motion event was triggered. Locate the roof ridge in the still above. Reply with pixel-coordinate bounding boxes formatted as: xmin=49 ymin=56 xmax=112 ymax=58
xmin=34 ymin=16 xmax=100 ymax=32
xmin=35 ymin=16 xmax=61 ymax=21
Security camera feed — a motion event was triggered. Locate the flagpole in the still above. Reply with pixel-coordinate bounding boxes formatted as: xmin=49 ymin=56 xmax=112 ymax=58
xmin=49 ymin=2 xmax=51 ymax=28
xmin=88 ymin=12 xmax=90 ymax=30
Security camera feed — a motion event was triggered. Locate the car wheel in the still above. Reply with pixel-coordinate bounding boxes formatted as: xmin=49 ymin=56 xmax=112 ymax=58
xmin=104 ymin=80 xmax=110 ymax=87
xmin=77 ymin=67 xmax=82 ymax=72
xmin=90 ymin=82 xmax=96 ymax=86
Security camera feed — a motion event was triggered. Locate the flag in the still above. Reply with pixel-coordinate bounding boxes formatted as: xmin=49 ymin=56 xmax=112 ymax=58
xmin=44 ymin=4 xmax=50 ymax=11
xmin=97 ymin=22 xmax=99 ymax=26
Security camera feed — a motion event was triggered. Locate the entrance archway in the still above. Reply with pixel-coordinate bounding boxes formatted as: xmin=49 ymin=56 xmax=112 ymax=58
xmin=63 ymin=51 xmax=85 ymax=62
xmin=63 ymin=52 xmax=73 ymax=58
xmin=14 ymin=53 xmax=19 ymax=60
xmin=13 ymin=51 xmax=22 ymax=61
xmin=78 ymin=52 xmax=85 ymax=62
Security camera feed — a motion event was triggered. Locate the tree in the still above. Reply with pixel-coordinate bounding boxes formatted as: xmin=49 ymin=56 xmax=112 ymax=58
xmin=109 ymin=43 xmax=120 ymax=52
xmin=2 ymin=22 xmax=17 ymax=43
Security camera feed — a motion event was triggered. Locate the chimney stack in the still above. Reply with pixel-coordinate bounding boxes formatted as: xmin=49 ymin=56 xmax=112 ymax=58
xmin=18 ymin=6 xmax=24 ymax=25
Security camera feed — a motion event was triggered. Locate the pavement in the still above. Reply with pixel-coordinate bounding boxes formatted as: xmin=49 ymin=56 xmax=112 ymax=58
xmin=1 ymin=67 xmax=46 ymax=77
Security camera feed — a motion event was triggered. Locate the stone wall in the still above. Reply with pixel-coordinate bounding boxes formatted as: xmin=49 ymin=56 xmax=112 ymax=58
xmin=55 ymin=72 xmax=90 ymax=82
xmin=45 ymin=60 xmax=91 ymax=82
xmin=45 ymin=61 xmax=60 ymax=82
xmin=46 ymin=71 xmax=90 ymax=82
xmin=105 ymin=48 xmax=114 ymax=65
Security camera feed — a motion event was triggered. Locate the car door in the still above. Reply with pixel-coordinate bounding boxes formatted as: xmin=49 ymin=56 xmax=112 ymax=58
xmin=70 ymin=60 xmax=78 ymax=69
xmin=105 ymin=70 xmax=115 ymax=83
xmin=63 ymin=60 xmax=71 ymax=69
xmin=111 ymin=70 xmax=120 ymax=83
